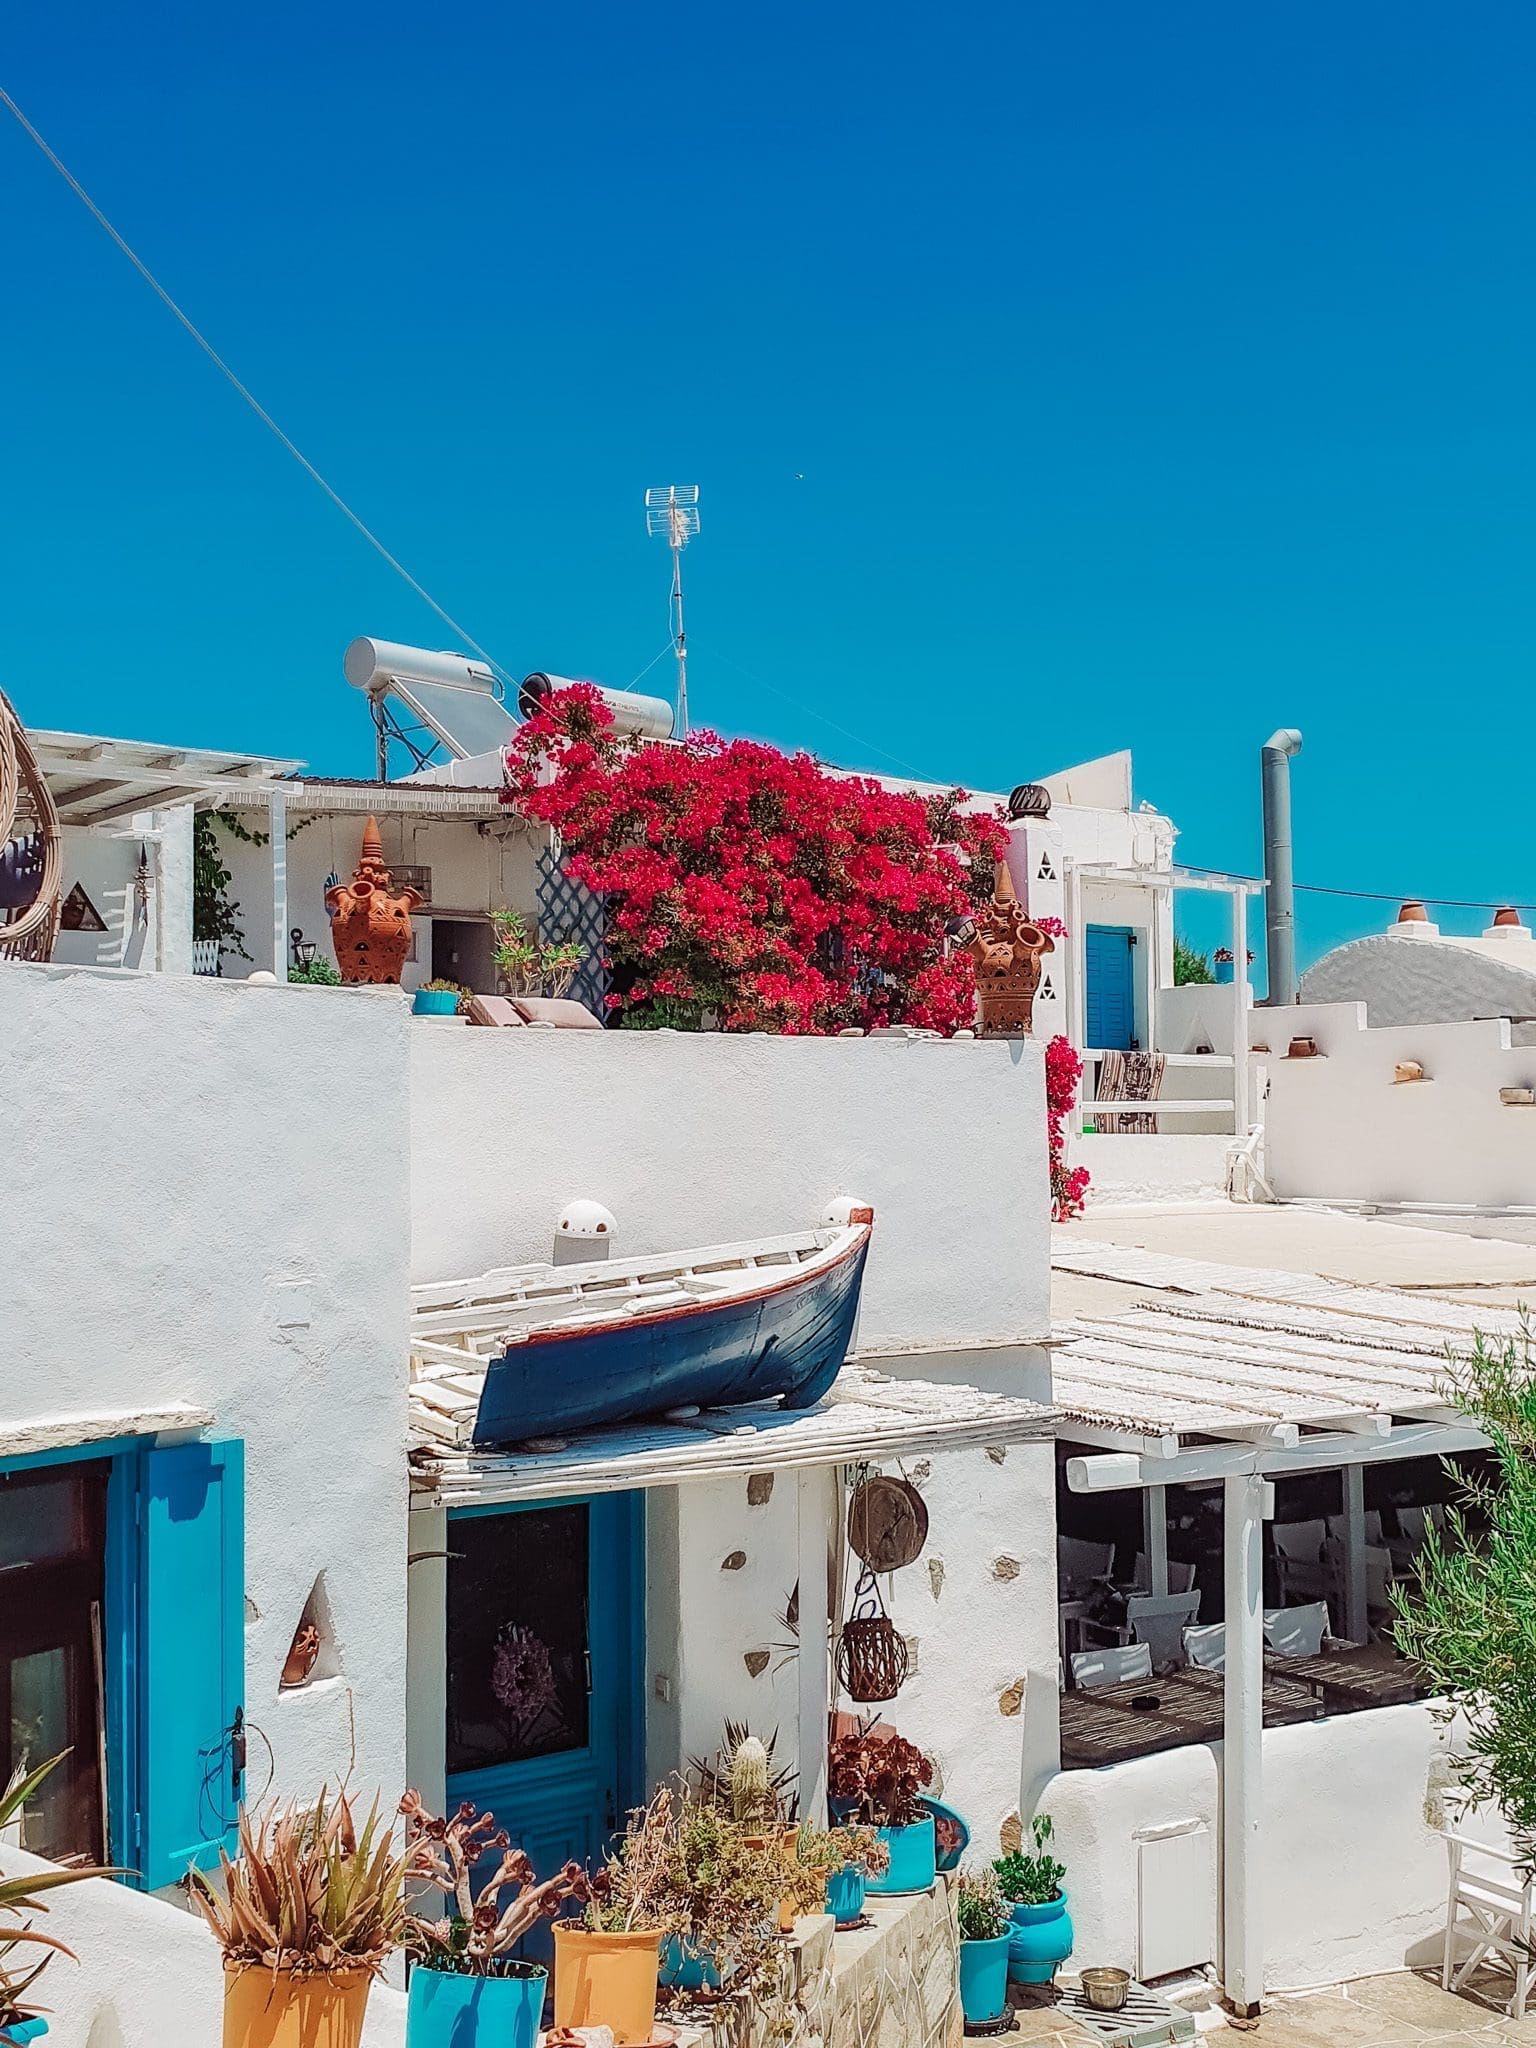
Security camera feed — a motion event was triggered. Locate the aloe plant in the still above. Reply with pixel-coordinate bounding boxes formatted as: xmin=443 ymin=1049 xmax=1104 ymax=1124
xmin=187 ymin=1788 xmax=408 ymax=1978
xmin=0 ymin=1754 xmax=115 ymax=2029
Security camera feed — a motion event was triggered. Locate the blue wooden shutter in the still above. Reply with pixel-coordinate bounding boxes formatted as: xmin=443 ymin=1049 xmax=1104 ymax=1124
xmin=139 ymin=1440 xmax=245 ymax=1889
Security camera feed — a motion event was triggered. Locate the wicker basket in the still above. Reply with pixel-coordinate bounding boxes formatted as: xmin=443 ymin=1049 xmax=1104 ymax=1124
xmin=836 ymin=1615 xmax=910 ymax=1703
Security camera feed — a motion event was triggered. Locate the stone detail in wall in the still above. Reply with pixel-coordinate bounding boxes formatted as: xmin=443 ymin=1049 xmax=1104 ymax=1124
xmin=991 ymin=1554 xmax=1021 ymax=1581
xmin=927 ymin=1558 xmax=945 ymax=1602
xmin=721 ymin=1549 xmax=747 ymax=1571
xmin=747 ymin=1473 xmax=775 ymax=1506
xmin=911 ymin=1459 xmax=930 ymax=1480
xmin=985 ymin=1445 xmax=1007 ymax=1466
xmin=998 ymin=1677 xmax=1026 ymax=1718
xmin=966 ymin=863 xmax=1054 ymax=1037
xmin=999 ymin=1811 xmax=1024 ymax=1856
xmin=743 ymin=1648 xmax=771 ymax=1678
xmin=903 ymin=1635 xmax=919 ymax=1675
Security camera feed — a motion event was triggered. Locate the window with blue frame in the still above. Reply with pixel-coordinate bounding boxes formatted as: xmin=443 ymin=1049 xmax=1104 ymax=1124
xmin=0 ymin=1437 xmax=245 ymax=1889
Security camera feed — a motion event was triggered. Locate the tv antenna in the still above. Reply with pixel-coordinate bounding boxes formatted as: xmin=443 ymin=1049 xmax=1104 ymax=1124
xmin=644 ymin=485 xmax=700 ymax=735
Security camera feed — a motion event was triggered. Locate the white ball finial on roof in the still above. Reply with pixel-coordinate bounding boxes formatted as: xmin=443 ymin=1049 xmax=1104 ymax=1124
xmin=553 ymin=1199 xmax=616 ymax=1265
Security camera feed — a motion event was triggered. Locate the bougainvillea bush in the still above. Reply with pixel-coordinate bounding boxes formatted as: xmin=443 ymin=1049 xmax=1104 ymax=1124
xmin=501 ymin=683 xmax=1009 ymax=1036
xmin=1046 ymin=1034 xmax=1090 ymax=1220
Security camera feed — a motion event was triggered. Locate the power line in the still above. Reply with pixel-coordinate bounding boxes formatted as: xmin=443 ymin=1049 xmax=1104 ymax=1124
xmin=1180 ymin=865 xmax=1534 ymax=914
xmin=695 ymin=640 xmax=936 ymax=781
xmin=0 ymin=83 xmax=512 ymax=684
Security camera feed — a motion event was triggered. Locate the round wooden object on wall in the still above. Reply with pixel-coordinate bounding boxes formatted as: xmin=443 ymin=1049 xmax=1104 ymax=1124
xmin=848 ymin=1476 xmax=929 ymax=1571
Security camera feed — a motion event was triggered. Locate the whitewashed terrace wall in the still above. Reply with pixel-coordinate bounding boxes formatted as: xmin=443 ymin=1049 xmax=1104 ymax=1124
xmin=1262 ymin=1001 xmax=1536 ymax=1207
xmin=0 ymin=1847 xmax=405 ymax=2048
xmin=51 ymin=806 xmax=193 ymax=975
xmin=1078 ymin=1133 xmax=1231 ymax=1206
xmin=2 ymin=964 xmax=411 ymax=1815
xmin=1042 ymin=1702 xmax=1482 ymax=1993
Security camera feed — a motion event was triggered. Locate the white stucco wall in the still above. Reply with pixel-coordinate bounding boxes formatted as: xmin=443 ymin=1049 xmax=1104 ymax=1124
xmin=1261 ymin=1001 xmax=1536 ymax=1207
xmin=1299 ymin=929 xmax=1536 ymax=1028
xmin=408 ymin=1029 xmax=1052 ymax=1347
xmin=1040 ymin=1702 xmax=1479 ymax=1994
xmin=3 ymin=963 xmax=411 ymax=1815
xmin=0 ymin=1846 xmax=405 ymax=2048
xmin=1078 ymin=1133 xmax=1232 ymax=1206
xmin=51 ymin=806 xmax=192 ymax=974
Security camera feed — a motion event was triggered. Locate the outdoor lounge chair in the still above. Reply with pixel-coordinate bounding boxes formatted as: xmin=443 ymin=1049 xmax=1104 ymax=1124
xmin=1442 ymin=1832 xmax=1534 ymax=2019
xmin=1058 ymin=1536 xmax=1115 ymax=1598
xmin=1273 ymin=1519 xmax=1331 ymax=1602
xmin=1071 ymin=1642 xmax=1153 ymax=1690
xmin=1132 ymin=1553 xmax=1197 ymax=1594
xmin=1183 ymin=1623 xmax=1225 ymax=1671
xmin=1127 ymin=1591 xmax=1202 ymax=1674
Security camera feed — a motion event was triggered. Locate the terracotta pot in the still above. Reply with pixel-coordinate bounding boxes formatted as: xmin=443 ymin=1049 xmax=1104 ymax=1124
xmin=551 ymin=1925 xmax=662 ymax=2046
xmin=324 ymin=817 xmax=422 ymax=986
xmin=1286 ymin=1036 xmax=1319 ymax=1059
xmin=222 ymin=1964 xmax=372 ymax=2048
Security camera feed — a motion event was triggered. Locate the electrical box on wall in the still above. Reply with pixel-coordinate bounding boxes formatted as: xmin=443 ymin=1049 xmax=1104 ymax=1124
xmin=1136 ymin=1820 xmax=1215 ymax=1980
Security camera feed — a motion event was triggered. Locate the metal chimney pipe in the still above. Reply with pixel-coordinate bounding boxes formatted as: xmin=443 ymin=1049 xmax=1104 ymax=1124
xmin=1261 ymin=728 xmax=1303 ymax=1004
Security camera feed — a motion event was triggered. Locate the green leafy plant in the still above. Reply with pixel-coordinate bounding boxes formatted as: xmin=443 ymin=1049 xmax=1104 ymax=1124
xmin=1173 ymin=937 xmax=1214 ymax=985
xmin=0 ymin=1754 xmax=118 ymax=2029
xmin=790 ymin=1820 xmax=889 ymax=1887
xmin=993 ymin=1813 xmax=1065 ymax=1906
xmin=188 ymin=1788 xmax=409 ymax=1978
xmin=398 ymin=1792 xmax=586 ymax=1977
xmin=490 ymin=911 xmax=586 ymax=999
xmin=956 ymin=1865 xmax=1010 ymax=1943
xmin=288 ymin=956 xmax=342 ymax=986
xmin=421 ymin=978 xmax=466 ymax=995
xmin=193 ymin=811 xmax=248 ymax=960
xmin=1392 ymin=1326 xmax=1536 ymax=1862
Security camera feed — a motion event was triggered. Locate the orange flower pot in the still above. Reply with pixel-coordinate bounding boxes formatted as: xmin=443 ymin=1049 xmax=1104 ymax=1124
xmin=552 ymin=1925 xmax=663 ymax=2045
xmin=222 ymin=1964 xmax=373 ymax=2048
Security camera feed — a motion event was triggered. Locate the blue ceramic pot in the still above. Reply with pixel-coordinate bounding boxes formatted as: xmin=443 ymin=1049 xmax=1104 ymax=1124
xmin=866 ymin=1816 xmax=937 ymax=1896
xmin=959 ymin=1933 xmax=1012 ymax=2026
xmin=1007 ymin=1891 xmax=1073 ymax=1984
xmin=658 ymin=1937 xmax=722 ymax=1991
xmin=1213 ymin=959 xmax=1235 ymax=983
xmin=413 ymin=989 xmax=461 ymax=1016
xmin=922 ymin=1796 xmax=971 ymax=1874
xmin=0 ymin=2022 xmax=49 ymax=2047
xmin=407 ymin=1960 xmax=547 ymax=2048
xmin=826 ymin=1862 xmax=866 ymax=1928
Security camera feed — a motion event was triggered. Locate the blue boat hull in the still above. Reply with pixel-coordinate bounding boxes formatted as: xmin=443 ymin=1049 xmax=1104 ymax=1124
xmin=471 ymin=1232 xmax=870 ymax=1445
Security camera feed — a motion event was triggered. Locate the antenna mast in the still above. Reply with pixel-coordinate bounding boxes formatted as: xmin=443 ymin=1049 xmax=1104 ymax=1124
xmin=644 ymin=485 xmax=700 ymax=736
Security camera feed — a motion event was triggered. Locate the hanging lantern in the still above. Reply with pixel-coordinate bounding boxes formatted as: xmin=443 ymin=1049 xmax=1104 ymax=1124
xmin=836 ymin=1614 xmax=910 ymax=1704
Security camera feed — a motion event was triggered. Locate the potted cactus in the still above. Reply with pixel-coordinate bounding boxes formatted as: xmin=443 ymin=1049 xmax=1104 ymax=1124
xmin=412 ymin=979 xmax=465 ymax=1016
xmin=994 ymin=1814 xmax=1072 ymax=1984
xmin=828 ymin=1729 xmax=939 ymax=1894
xmin=956 ymin=1866 xmax=1012 ymax=2028
xmin=400 ymin=1793 xmax=586 ymax=2048
xmin=188 ymin=1788 xmax=408 ymax=2048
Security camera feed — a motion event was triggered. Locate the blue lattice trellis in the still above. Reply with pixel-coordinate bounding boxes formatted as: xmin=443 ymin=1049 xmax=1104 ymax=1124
xmin=535 ymin=847 xmax=611 ymax=1020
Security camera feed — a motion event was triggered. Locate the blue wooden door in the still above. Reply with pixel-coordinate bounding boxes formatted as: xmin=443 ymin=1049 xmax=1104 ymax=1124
xmin=1086 ymin=925 xmax=1138 ymax=1049
xmin=445 ymin=1494 xmax=643 ymax=1922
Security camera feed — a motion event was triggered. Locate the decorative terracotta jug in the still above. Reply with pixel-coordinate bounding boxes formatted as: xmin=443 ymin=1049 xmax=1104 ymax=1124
xmin=967 ymin=865 xmax=1053 ymax=1037
xmin=325 ymin=817 xmax=421 ymax=984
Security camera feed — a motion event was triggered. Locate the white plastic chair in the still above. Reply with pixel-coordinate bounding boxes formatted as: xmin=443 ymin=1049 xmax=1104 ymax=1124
xmin=1127 ymin=1591 xmax=1202 ymax=1674
xmin=1183 ymin=1623 xmax=1225 ymax=1671
xmin=1326 ymin=1510 xmax=1383 ymax=1547
xmin=1443 ymin=1833 xmax=1534 ymax=2018
xmin=1273 ymin=1519 xmax=1330 ymax=1601
xmin=1059 ymin=1536 xmax=1116 ymax=1598
xmin=1071 ymin=1642 xmax=1154 ymax=1691
xmin=1263 ymin=1601 xmax=1332 ymax=1657
xmin=1131 ymin=1553 xmax=1197 ymax=1594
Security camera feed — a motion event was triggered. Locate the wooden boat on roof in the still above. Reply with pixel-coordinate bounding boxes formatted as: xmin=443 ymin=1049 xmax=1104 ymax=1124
xmin=409 ymin=1208 xmax=875 ymax=1447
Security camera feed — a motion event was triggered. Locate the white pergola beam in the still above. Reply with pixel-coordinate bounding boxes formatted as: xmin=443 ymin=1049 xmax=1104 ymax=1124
xmin=1066 ymin=1420 xmax=1490 ymax=1492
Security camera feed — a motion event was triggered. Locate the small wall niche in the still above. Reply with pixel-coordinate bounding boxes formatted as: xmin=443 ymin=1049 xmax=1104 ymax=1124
xmin=279 ymin=1572 xmax=342 ymax=1690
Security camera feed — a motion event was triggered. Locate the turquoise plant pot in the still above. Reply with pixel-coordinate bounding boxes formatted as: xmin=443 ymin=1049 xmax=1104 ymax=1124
xmin=866 ymin=1816 xmax=937 ymax=1896
xmin=658 ymin=1937 xmax=722 ymax=1992
xmin=922 ymin=1796 xmax=971 ymax=1873
xmin=959 ymin=1933 xmax=1012 ymax=2027
xmin=1007 ymin=1890 xmax=1073 ymax=1984
xmin=1 ymin=2023 xmax=49 ymax=2047
xmin=407 ymin=1960 xmax=547 ymax=2048
xmin=826 ymin=1862 xmax=867 ymax=1928
xmin=413 ymin=989 xmax=461 ymax=1015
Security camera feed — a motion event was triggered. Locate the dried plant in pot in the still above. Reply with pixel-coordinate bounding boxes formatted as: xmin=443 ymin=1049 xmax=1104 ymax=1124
xmin=0 ymin=1756 xmax=120 ymax=2046
xmin=400 ymin=1793 xmax=588 ymax=2048
xmin=188 ymin=1787 xmax=408 ymax=2048
xmin=955 ymin=1867 xmax=1012 ymax=2028
xmin=827 ymin=1730 xmax=938 ymax=1895
xmin=785 ymin=1819 xmax=890 ymax=1930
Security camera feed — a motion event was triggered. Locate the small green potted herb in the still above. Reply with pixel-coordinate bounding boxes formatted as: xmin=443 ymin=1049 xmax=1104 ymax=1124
xmin=994 ymin=1813 xmax=1071 ymax=1984
xmin=956 ymin=1866 xmax=1012 ymax=2027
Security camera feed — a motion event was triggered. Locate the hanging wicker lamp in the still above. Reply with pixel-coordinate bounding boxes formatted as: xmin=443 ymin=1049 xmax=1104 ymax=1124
xmin=0 ymin=689 xmax=62 ymax=963
xmin=836 ymin=1615 xmax=910 ymax=1704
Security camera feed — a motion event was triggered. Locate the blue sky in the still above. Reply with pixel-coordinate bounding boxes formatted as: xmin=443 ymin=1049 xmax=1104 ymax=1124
xmin=3 ymin=2 xmax=1533 ymax=973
